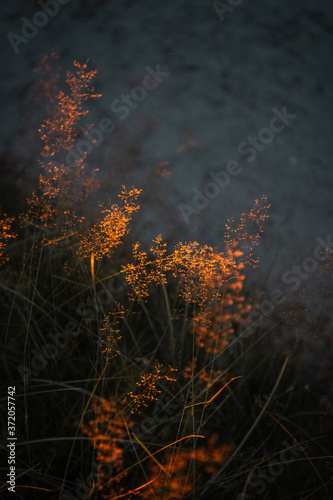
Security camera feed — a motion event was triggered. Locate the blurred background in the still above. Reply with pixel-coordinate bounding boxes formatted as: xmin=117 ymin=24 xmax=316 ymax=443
xmin=1 ymin=4 xmax=333 ymax=495
xmin=1 ymin=0 xmax=333 ymax=296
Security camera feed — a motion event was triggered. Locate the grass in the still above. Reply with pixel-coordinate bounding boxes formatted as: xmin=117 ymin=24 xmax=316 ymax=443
xmin=0 ymin=50 xmax=332 ymax=500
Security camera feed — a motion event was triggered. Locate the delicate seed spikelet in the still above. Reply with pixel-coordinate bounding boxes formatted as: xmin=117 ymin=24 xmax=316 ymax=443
xmin=76 ymin=187 xmax=141 ymax=259
xmin=100 ymin=306 xmax=125 ymax=362
xmin=225 ymin=195 xmax=271 ymax=266
xmin=127 ymin=363 xmax=177 ymax=414
xmin=0 ymin=208 xmax=16 ymax=266
xmin=23 ymin=56 xmax=102 ymax=243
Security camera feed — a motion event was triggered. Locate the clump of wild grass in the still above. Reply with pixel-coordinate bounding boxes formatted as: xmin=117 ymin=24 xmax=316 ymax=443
xmin=0 ymin=50 xmax=332 ymax=500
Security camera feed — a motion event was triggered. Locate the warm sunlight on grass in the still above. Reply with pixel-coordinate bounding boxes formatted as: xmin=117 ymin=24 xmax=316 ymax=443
xmin=1 ymin=50 xmax=332 ymax=500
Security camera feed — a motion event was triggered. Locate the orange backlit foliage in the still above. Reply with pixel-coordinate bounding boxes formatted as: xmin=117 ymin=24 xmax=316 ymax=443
xmin=24 ymin=52 xmax=101 ymax=239
xmin=76 ymin=187 xmax=141 ymax=260
xmin=81 ymin=396 xmax=231 ymax=499
xmin=100 ymin=306 xmax=125 ymax=362
xmin=80 ymin=396 xmax=134 ymax=498
xmin=127 ymin=363 xmax=177 ymax=414
xmin=141 ymin=434 xmax=232 ymax=499
xmin=39 ymin=59 xmax=101 ymax=159
xmin=23 ymin=52 xmax=146 ymax=260
xmin=123 ymin=238 xmax=238 ymax=305
xmin=184 ymin=198 xmax=270 ymax=354
xmin=224 ymin=196 xmax=271 ymax=267
xmin=192 ymin=274 xmax=251 ymax=354
xmin=122 ymin=197 xmax=269 ymax=307
xmin=18 ymin=51 xmax=273 ymax=499
xmin=0 ymin=208 xmax=16 ymax=266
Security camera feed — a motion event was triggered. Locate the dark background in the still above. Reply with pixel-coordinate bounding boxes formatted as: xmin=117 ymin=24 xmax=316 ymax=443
xmin=1 ymin=0 xmax=333 ymax=304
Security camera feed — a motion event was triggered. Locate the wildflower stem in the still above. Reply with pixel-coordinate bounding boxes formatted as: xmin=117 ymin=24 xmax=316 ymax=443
xmin=162 ymin=281 xmax=175 ymax=364
xmin=200 ymin=353 xmax=290 ymax=495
